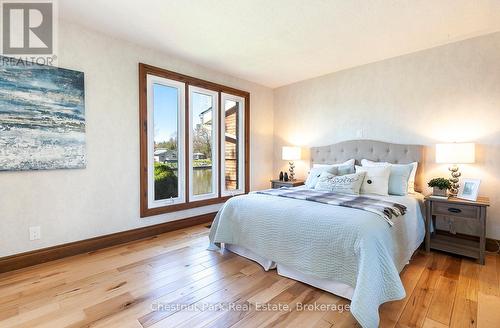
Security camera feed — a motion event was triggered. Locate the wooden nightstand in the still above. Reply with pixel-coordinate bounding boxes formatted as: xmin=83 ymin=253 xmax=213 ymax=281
xmin=424 ymin=196 xmax=489 ymax=264
xmin=270 ymin=179 xmax=304 ymax=189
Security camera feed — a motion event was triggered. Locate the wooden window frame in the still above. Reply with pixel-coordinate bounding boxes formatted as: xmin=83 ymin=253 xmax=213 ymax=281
xmin=139 ymin=63 xmax=250 ymax=218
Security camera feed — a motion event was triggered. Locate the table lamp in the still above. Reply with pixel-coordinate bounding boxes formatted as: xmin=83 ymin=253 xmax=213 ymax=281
xmin=435 ymin=143 xmax=475 ymax=196
xmin=282 ymin=146 xmax=301 ymax=181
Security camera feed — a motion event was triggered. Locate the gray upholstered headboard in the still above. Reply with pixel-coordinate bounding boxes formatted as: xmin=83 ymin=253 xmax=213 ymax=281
xmin=311 ymin=140 xmax=425 ymax=192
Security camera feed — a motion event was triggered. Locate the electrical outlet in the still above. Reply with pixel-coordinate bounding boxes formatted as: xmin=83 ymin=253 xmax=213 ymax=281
xmin=29 ymin=226 xmax=41 ymax=240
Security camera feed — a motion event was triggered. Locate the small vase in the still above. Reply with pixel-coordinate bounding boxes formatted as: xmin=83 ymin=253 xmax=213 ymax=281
xmin=433 ymin=187 xmax=448 ymax=197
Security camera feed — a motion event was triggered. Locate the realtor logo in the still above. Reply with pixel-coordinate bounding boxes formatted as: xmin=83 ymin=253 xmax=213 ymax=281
xmin=1 ymin=0 xmax=57 ymax=65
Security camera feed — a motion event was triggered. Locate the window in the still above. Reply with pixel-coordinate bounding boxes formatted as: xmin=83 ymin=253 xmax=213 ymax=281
xmin=139 ymin=64 xmax=249 ymax=217
xmin=147 ymin=75 xmax=185 ymax=207
xmin=221 ymin=93 xmax=245 ymax=196
xmin=189 ymin=86 xmax=218 ymax=201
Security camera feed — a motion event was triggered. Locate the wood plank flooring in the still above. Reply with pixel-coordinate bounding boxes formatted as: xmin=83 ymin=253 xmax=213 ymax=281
xmin=0 ymin=224 xmax=499 ymax=328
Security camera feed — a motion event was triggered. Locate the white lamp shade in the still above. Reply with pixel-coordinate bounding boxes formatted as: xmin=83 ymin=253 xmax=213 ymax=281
xmin=436 ymin=143 xmax=475 ymax=164
xmin=282 ymin=146 xmax=301 ymax=161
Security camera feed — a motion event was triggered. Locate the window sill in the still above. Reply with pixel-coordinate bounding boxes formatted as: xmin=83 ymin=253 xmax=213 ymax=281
xmin=140 ymin=195 xmax=235 ymax=218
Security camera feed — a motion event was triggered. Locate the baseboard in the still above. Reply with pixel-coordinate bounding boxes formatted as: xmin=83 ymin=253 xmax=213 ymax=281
xmin=486 ymin=238 xmax=500 ymax=252
xmin=2 ymin=214 xmax=496 ymax=275
xmin=0 ymin=212 xmax=216 ymax=274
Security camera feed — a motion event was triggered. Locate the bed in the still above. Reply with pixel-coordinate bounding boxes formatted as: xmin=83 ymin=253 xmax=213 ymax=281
xmin=208 ymin=140 xmax=426 ymax=327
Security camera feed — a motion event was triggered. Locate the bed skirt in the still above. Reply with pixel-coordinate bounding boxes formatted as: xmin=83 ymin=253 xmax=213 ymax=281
xmin=224 ymin=243 xmax=354 ymax=300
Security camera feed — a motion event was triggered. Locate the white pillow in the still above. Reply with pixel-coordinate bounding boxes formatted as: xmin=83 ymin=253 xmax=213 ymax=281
xmin=304 ymin=166 xmax=338 ymax=188
xmin=313 ymin=158 xmax=355 ymax=174
xmin=305 ymin=159 xmax=355 ymax=188
xmin=315 ymin=171 xmax=366 ymax=195
xmin=361 ymin=159 xmax=418 ymax=193
xmin=407 ymin=162 xmax=418 ymax=193
xmin=355 ymin=165 xmax=391 ymax=195
xmin=361 ymin=159 xmax=413 ymax=196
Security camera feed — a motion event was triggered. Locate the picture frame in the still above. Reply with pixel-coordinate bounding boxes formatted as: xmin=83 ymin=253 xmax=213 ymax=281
xmin=457 ymin=178 xmax=481 ymax=201
xmin=0 ymin=56 xmax=86 ymax=171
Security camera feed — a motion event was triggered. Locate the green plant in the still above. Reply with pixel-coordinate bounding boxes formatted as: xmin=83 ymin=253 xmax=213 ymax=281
xmin=154 ymin=162 xmax=178 ymax=199
xmin=428 ymin=178 xmax=451 ymax=190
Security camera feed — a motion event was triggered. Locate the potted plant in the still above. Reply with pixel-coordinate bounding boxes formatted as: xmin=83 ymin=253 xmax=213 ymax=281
xmin=428 ymin=178 xmax=451 ymax=197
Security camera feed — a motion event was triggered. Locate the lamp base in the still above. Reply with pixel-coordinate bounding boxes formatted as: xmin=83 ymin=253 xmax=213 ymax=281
xmin=448 ymin=165 xmax=461 ymax=197
xmin=288 ymin=161 xmax=295 ymax=181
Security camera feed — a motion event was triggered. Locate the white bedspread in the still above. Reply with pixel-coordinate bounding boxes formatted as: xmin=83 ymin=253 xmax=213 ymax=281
xmin=209 ymin=189 xmax=425 ymax=327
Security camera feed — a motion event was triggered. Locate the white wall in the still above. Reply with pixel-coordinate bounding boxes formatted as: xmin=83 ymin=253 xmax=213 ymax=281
xmin=274 ymin=32 xmax=500 ymax=239
xmin=3 ymin=23 xmax=500 ymax=258
xmin=0 ymin=22 xmax=274 ymax=257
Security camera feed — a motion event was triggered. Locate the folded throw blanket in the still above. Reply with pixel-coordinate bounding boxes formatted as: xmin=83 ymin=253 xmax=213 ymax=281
xmin=256 ymin=188 xmax=406 ymax=226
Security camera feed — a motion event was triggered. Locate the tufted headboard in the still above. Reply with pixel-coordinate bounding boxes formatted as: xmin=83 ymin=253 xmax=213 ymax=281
xmin=311 ymin=140 xmax=425 ymax=192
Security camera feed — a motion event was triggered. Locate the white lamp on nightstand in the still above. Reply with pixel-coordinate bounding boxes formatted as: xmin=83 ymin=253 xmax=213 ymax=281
xmin=436 ymin=142 xmax=475 ymax=196
xmin=282 ymin=146 xmax=301 ymax=181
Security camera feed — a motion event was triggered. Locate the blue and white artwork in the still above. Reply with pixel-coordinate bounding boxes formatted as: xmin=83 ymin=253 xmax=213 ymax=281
xmin=0 ymin=57 xmax=85 ymax=171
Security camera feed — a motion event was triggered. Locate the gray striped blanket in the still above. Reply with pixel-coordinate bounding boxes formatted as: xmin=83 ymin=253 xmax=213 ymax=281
xmin=256 ymin=188 xmax=407 ymax=226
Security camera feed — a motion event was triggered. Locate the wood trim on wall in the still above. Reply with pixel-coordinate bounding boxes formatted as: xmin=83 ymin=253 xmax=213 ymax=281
xmin=139 ymin=63 xmax=250 ymax=218
xmin=486 ymin=238 xmax=500 ymax=253
xmin=217 ymin=92 xmax=222 ymax=198
xmin=0 ymin=212 xmax=216 ymax=274
xmin=139 ymin=63 xmax=148 ymax=216
xmin=139 ymin=63 xmax=250 ymax=98
xmin=244 ymin=94 xmax=250 ymax=192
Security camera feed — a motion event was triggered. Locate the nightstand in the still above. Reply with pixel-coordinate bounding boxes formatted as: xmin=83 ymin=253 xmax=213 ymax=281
xmin=424 ymin=196 xmax=489 ymax=264
xmin=270 ymin=179 xmax=304 ymax=189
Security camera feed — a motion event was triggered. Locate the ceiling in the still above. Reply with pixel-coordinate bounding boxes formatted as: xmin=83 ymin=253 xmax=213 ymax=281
xmin=60 ymin=0 xmax=500 ymax=88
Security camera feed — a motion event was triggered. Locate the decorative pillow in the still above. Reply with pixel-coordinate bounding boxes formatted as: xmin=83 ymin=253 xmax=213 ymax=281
xmin=387 ymin=164 xmax=413 ymax=195
xmin=361 ymin=159 xmax=418 ymax=194
xmin=305 ymin=159 xmax=355 ymax=188
xmin=355 ymin=165 xmax=391 ymax=196
xmin=313 ymin=158 xmax=355 ymax=173
xmin=407 ymin=162 xmax=418 ymax=193
xmin=304 ymin=166 xmax=339 ymax=188
xmin=315 ymin=171 xmax=366 ymax=195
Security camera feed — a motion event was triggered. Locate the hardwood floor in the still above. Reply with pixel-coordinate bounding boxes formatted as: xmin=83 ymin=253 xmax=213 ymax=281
xmin=0 ymin=224 xmax=499 ymax=328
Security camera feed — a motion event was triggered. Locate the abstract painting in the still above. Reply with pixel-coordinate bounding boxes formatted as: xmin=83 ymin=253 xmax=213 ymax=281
xmin=0 ymin=57 xmax=85 ymax=171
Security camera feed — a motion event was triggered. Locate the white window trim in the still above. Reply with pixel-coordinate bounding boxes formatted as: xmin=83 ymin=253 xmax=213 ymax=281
xmin=220 ymin=93 xmax=245 ymax=197
xmin=188 ymin=86 xmax=219 ymax=202
xmin=147 ymin=74 xmax=186 ymax=209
